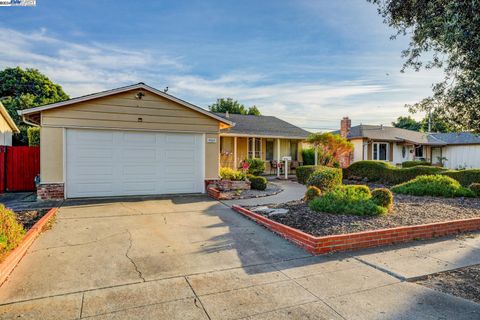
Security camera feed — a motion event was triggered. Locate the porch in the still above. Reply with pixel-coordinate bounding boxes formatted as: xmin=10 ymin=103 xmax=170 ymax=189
xmin=219 ymin=136 xmax=305 ymax=175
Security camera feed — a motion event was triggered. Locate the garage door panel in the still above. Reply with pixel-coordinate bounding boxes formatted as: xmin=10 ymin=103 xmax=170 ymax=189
xmin=66 ymin=129 xmax=204 ymax=198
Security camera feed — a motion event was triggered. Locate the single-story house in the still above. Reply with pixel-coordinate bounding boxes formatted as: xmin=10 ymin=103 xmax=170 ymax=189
xmin=0 ymin=102 xmax=20 ymax=146
xmin=336 ymin=117 xmax=480 ymax=169
xmin=18 ymin=83 xmax=309 ymax=199
xmin=215 ymin=112 xmax=310 ymax=174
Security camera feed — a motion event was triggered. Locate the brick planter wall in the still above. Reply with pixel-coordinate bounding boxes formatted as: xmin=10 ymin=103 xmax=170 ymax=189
xmin=37 ymin=183 xmax=64 ymax=200
xmin=232 ymin=205 xmax=480 ymax=255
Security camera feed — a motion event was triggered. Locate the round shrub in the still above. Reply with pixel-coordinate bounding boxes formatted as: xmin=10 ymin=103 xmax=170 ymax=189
xmin=1 ymin=205 xmax=25 ymax=261
xmin=469 ymin=183 xmax=480 ymax=197
xmin=307 ymin=167 xmax=342 ymax=192
xmin=371 ymin=188 xmax=394 ymax=210
xmin=296 ymin=165 xmax=320 ymax=185
xmin=249 ymin=175 xmax=267 ymax=190
xmin=304 ymin=186 xmax=321 ymax=201
xmin=391 ymin=175 xmax=475 ymax=198
xmin=341 ymin=185 xmax=371 ymax=197
xmin=243 ymin=158 xmax=265 ymax=176
xmin=219 ymin=167 xmax=246 ymax=181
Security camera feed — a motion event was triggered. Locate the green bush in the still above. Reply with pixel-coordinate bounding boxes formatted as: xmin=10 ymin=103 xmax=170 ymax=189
xmin=344 ymin=160 xmax=445 ymax=184
xmin=468 ymin=183 xmax=480 ymax=197
xmin=441 ymin=169 xmax=480 ymax=187
xmin=304 ymin=186 xmax=321 ymax=201
xmin=0 ymin=205 xmax=25 ymax=262
xmin=248 ymin=175 xmax=267 ymax=190
xmin=340 ymin=184 xmax=371 ymax=197
xmin=301 ymin=148 xmax=316 ymax=165
xmin=296 ymin=165 xmax=321 ymax=184
xmin=307 ymin=167 xmax=342 ymax=192
xmin=371 ymin=188 xmax=394 ymax=210
xmin=27 ymin=127 xmax=40 ymax=147
xmin=244 ymin=158 xmax=265 ymax=176
xmin=391 ymin=175 xmax=474 ymax=198
xmin=309 ymin=185 xmax=388 ymax=216
xmin=220 ymin=167 xmax=246 ymax=181
xmin=402 ymin=160 xmax=431 ymax=168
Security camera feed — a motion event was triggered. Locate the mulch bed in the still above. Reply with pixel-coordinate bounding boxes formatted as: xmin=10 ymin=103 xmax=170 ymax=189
xmin=415 ymin=263 xmax=480 ymax=304
xmin=15 ymin=209 xmax=50 ymax=230
xmin=248 ymin=195 xmax=480 ymax=237
xmin=220 ymin=182 xmax=283 ymax=200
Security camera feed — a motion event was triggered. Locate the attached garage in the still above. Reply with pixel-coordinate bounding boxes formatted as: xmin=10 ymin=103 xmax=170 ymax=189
xmin=19 ymin=83 xmax=232 ymax=199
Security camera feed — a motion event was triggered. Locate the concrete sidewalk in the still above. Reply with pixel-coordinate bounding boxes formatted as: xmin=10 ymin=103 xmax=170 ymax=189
xmin=0 ymin=197 xmax=479 ymax=319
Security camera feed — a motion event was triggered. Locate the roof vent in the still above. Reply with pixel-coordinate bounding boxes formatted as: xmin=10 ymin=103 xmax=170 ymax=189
xmin=225 ymin=111 xmax=230 ymax=118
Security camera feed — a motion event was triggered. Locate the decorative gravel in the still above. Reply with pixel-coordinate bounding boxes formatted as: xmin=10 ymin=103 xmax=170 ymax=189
xmin=15 ymin=209 xmax=49 ymax=230
xmin=249 ymin=195 xmax=480 ymax=237
xmin=222 ymin=182 xmax=283 ymax=200
xmin=416 ymin=263 xmax=480 ymax=304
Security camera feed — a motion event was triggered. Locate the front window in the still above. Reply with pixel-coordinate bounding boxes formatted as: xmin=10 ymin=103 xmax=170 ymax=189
xmin=266 ymin=139 xmax=274 ymax=160
xmin=415 ymin=145 xmax=424 ymax=158
xmin=373 ymin=142 xmax=388 ymax=161
xmin=290 ymin=140 xmax=298 ymax=161
xmin=248 ymin=138 xmax=261 ymax=158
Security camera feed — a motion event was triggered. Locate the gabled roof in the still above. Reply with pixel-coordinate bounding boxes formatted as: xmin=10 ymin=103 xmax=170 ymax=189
xmin=18 ymin=83 xmax=234 ymax=126
xmin=0 ymin=102 xmax=20 ymax=133
xmin=215 ymin=113 xmax=310 ymax=139
xmin=429 ymin=132 xmax=480 ymax=145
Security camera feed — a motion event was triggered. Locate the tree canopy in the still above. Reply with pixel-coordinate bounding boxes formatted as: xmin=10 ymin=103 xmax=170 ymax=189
xmin=392 ymin=113 xmax=452 ymax=133
xmin=208 ymin=98 xmax=261 ymax=115
xmin=307 ymin=132 xmax=353 ymax=167
xmin=0 ymin=67 xmax=69 ymax=145
xmin=369 ymin=0 xmax=480 ymax=132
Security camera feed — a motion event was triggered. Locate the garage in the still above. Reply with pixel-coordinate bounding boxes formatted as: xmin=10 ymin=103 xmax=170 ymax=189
xmin=18 ymin=83 xmax=233 ymax=199
xmin=66 ymin=129 xmax=204 ymax=198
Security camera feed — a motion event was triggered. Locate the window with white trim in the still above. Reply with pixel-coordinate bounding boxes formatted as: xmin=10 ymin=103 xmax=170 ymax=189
xmin=248 ymin=138 xmax=261 ymax=158
xmin=373 ymin=142 xmax=388 ymax=161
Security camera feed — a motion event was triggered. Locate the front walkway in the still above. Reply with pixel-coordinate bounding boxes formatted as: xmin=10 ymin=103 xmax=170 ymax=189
xmin=0 ymin=196 xmax=479 ymax=319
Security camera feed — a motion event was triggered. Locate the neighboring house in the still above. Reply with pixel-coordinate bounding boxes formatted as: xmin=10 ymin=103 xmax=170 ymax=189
xmin=336 ymin=117 xmax=480 ymax=169
xmin=0 ymin=102 xmax=20 ymax=146
xmin=215 ymin=112 xmax=310 ymax=174
xmin=18 ymin=83 xmax=233 ymax=199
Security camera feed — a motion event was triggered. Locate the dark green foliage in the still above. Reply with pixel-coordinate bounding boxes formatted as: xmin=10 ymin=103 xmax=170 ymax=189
xmin=248 ymin=175 xmax=267 ymax=191
xmin=392 ymin=116 xmax=423 ymax=131
xmin=304 ymin=186 xmax=321 ymax=201
xmin=309 ymin=185 xmax=388 ymax=216
xmin=296 ymin=165 xmax=320 ymax=185
xmin=244 ymin=158 xmax=265 ymax=176
xmin=27 ymin=127 xmax=40 ymax=146
xmin=344 ymin=161 xmax=445 ymax=184
xmin=208 ymin=98 xmax=261 ymax=116
xmin=392 ymin=114 xmax=453 ymax=133
xmin=441 ymin=170 xmax=480 ymax=187
xmin=391 ymin=175 xmax=474 ymax=198
xmin=469 ymin=183 xmax=480 ymax=197
xmin=0 ymin=204 xmax=25 ymax=262
xmin=0 ymin=67 xmax=69 ymax=145
xmin=402 ymin=161 xmax=431 ymax=168
xmin=307 ymin=167 xmax=342 ymax=192
xmin=340 ymin=185 xmax=371 ymax=197
xmin=371 ymin=188 xmax=394 ymax=210
xmin=301 ymin=148 xmax=316 ymax=166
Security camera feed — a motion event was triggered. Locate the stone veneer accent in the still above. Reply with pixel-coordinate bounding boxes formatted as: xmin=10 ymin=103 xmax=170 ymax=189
xmin=37 ymin=183 xmax=65 ymax=200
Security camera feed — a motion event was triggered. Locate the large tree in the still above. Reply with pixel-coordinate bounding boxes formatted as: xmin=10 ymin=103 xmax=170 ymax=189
xmin=0 ymin=67 xmax=69 ymax=145
xmin=369 ymin=0 xmax=480 ymax=132
xmin=392 ymin=113 xmax=453 ymax=133
xmin=307 ymin=132 xmax=354 ymax=167
xmin=208 ymin=98 xmax=261 ymax=115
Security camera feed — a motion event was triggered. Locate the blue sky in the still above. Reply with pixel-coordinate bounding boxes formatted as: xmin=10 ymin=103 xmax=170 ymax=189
xmin=0 ymin=0 xmax=442 ymax=130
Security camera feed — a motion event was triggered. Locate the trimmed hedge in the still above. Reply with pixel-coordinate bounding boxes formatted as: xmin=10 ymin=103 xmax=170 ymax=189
xmin=307 ymin=167 xmax=342 ymax=192
xmin=441 ymin=169 xmax=480 ymax=187
xmin=1 ymin=204 xmax=25 ymax=262
xmin=309 ymin=185 xmax=388 ymax=216
xmin=248 ymin=175 xmax=267 ymax=190
xmin=220 ymin=167 xmax=246 ymax=181
xmin=343 ymin=160 xmax=445 ymax=184
xmin=469 ymin=183 xmax=480 ymax=197
xmin=402 ymin=160 xmax=431 ymax=168
xmin=304 ymin=186 xmax=322 ymax=201
xmin=296 ymin=165 xmax=321 ymax=184
xmin=301 ymin=148 xmax=316 ymax=166
xmin=27 ymin=127 xmax=40 ymax=147
xmin=371 ymin=188 xmax=394 ymax=211
xmin=391 ymin=175 xmax=475 ymax=198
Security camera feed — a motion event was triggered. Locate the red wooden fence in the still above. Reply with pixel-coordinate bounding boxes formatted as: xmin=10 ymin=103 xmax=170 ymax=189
xmin=0 ymin=146 xmax=40 ymax=192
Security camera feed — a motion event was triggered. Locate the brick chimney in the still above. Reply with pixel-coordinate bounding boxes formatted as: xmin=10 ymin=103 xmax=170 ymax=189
xmin=340 ymin=117 xmax=351 ymax=138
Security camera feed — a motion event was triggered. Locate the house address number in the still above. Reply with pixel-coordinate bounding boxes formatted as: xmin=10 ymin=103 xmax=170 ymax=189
xmin=207 ymin=138 xmax=217 ymax=143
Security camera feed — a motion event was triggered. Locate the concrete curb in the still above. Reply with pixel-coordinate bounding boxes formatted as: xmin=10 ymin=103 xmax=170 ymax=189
xmin=231 ymin=205 xmax=480 ymax=255
xmin=0 ymin=207 xmax=58 ymax=286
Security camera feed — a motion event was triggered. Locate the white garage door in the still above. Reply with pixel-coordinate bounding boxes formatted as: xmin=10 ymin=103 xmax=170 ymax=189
xmin=66 ymin=129 xmax=204 ymax=198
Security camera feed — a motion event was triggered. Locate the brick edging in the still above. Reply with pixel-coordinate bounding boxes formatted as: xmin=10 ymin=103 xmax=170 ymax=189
xmin=0 ymin=207 xmax=58 ymax=286
xmin=231 ymin=205 xmax=480 ymax=255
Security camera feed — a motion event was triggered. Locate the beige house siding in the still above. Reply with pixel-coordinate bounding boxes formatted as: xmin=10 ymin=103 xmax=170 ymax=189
xmin=39 ymin=89 xmax=224 ymax=183
xmin=0 ymin=114 xmax=13 ymax=146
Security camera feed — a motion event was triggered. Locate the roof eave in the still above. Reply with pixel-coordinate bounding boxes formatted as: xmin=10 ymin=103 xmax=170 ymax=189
xmin=0 ymin=103 xmax=20 ymax=133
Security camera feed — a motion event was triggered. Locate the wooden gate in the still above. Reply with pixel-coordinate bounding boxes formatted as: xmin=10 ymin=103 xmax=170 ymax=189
xmin=0 ymin=146 xmax=40 ymax=192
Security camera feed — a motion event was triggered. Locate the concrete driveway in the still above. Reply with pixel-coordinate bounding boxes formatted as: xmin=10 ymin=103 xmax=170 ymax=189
xmin=0 ymin=196 xmax=479 ymax=319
